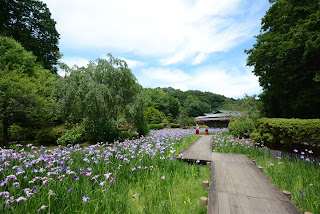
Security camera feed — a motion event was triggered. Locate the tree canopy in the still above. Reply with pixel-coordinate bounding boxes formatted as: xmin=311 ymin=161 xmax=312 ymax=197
xmin=245 ymin=0 xmax=320 ymax=118
xmin=57 ymin=54 xmax=148 ymax=142
xmin=0 ymin=0 xmax=60 ymax=72
xmin=0 ymin=36 xmax=57 ymax=147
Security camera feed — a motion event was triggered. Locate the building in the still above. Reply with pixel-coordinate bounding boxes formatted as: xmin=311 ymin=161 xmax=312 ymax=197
xmin=195 ymin=110 xmax=241 ymax=128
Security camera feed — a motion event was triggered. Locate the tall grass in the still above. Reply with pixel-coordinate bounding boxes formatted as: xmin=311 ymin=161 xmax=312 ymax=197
xmin=213 ymin=132 xmax=320 ymax=214
xmin=0 ymin=129 xmax=209 ymax=213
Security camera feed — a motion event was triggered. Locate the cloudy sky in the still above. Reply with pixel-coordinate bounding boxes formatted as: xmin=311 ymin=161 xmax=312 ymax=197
xmin=43 ymin=0 xmax=271 ymax=98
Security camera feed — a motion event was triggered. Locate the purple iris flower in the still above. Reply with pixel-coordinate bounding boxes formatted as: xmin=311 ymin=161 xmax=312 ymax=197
xmin=82 ymin=195 xmax=89 ymax=203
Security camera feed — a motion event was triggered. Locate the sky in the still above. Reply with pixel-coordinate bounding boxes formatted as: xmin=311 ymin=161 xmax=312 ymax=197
xmin=43 ymin=0 xmax=271 ymax=99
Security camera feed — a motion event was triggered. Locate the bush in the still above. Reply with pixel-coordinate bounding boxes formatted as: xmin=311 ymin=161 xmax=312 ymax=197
xmin=228 ymin=117 xmax=255 ymax=138
xmin=8 ymin=124 xmax=34 ymax=142
xmin=57 ymin=125 xmax=85 ymax=146
xmin=250 ymin=118 xmax=320 ymax=146
xmin=119 ymin=130 xmax=139 ymax=141
xmin=148 ymin=124 xmax=164 ymax=130
xmin=170 ymin=123 xmax=181 ymax=128
xmin=198 ymin=125 xmax=209 ymax=129
xmin=36 ymin=124 xmax=73 ymax=145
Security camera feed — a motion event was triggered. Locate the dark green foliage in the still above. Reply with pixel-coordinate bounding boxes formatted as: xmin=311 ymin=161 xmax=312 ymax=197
xmin=245 ymin=0 xmax=320 ymax=118
xmin=8 ymin=123 xmax=34 ymax=142
xmin=250 ymin=118 xmax=320 ymax=147
xmin=0 ymin=36 xmax=58 ymax=147
xmin=57 ymin=125 xmax=85 ymax=146
xmin=57 ymin=54 xmax=148 ymax=142
xmin=169 ymin=123 xmax=181 ymax=128
xmin=36 ymin=124 xmax=73 ymax=145
xmin=148 ymin=124 xmax=164 ymax=130
xmin=228 ymin=117 xmax=256 ymax=138
xmin=0 ymin=0 xmax=60 ymax=72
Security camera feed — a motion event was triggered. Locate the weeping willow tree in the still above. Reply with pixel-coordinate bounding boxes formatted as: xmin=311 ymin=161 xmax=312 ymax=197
xmin=57 ymin=54 xmax=148 ymax=142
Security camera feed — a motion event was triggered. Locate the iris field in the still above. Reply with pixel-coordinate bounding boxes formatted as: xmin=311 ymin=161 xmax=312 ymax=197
xmin=0 ymin=129 xmax=210 ymax=214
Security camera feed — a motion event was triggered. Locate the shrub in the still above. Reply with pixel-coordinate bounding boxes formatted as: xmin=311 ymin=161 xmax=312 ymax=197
xmin=36 ymin=124 xmax=73 ymax=145
xmin=57 ymin=125 xmax=85 ymax=146
xmin=250 ymin=118 xmax=320 ymax=147
xmin=228 ymin=117 xmax=255 ymax=138
xmin=148 ymin=124 xmax=164 ymax=130
xmin=119 ymin=130 xmax=139 ymax=141
xmin=8 ymin=124 xmax=34 ymax=142
xmin=198 ymin=125 xmax=209 ymax=129
xmin=170 ymin=123 xmax=181 ymax=128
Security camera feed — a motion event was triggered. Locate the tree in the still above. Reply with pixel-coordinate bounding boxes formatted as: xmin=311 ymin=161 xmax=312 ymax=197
xmin=245 ymin=0 xmax=320 ymax=118
xmin=0 ymin=0 xmax=60 ymax=72
xmin=145 ymin=88 xmax=181 ymax=118
xmin=184 ymin=95 xmax=210 ymax=117
xmin=57 ymin=54 xmax=148 ymax=142
xmin=0 ymin=36 xmax=57 ymax=147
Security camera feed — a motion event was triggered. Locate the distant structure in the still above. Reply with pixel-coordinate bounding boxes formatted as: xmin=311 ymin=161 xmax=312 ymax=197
xmin=195 ymin=110 xmax=241 ymax=128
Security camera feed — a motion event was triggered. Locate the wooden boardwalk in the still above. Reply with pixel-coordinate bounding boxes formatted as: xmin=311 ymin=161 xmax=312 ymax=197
xmin=180 ymin=136 xmax=302 ymax=214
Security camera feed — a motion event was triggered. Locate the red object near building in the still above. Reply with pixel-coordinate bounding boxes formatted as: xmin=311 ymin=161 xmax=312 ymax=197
xmin=205 ymin=129 xmax=208 ymax=135
xmin=196 ymin=130 xmax=199 ymax=135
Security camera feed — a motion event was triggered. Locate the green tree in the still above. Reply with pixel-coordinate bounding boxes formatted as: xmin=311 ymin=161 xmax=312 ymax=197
xmin=57 ymin=54 xmax=148 ymax=142
xmin=145 ymin=88 xmax=180 ymax=118
xmin=144 ymin=107 xmax=165 ymax=124
xmin=0 ymin=0 xmax=60 ymax=72
xmin=245 ymin=0 xmax=320 ymax=118
xmin=184 ymin=95 xmax=210 ymax=117
xmin=0 ymin=37 xmax=57 ymax=147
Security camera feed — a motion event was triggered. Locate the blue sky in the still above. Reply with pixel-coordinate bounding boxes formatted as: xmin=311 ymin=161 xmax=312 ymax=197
xmin=43 ymin=0 xmax=271 ymax=98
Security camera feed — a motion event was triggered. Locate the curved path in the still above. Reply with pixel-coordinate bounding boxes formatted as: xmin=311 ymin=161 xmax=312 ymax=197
xmin=180 ymin=135 xmax=302 ymax=214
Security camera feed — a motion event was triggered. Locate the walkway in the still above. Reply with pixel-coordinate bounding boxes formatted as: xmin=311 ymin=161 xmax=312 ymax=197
xmin=180 ymin=135 xmax=302 ymax=214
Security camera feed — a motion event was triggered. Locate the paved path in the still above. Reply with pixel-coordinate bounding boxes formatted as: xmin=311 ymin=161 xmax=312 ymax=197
xmin=180 ymin=135 xmax=302 ymax=214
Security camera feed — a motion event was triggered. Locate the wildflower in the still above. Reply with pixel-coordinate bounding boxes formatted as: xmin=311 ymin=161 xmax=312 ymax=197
xmin=301 ymin=152 xmax=305 ymax=155
xmin=13 ymin=182 xmax=20 ymax=188
xmin=293 ymin=149 xmax=298 ymax=153
xmin=300 ymin=155 xmax=304 ymax=159
xmin=308 ymin=150 xmax=313 ymax=154
xmin=306 ymin=158 xmax=310 ymax=162
xmin=0 ymin=191 xmax=9 ymax=197
xmin=132 ymin=193 xmax=140 ymax=197
xmin=99 ymin=181 xmax=106 ymax=186
xmin=132 ymin=167 xmax=136 ymax=171
xmin=161 ymin=176 xmax=165 ymax=180
xmin=110 ymin=177 xmax=116 ymax=184
xmin=196 ymin=160 xmax=200 ymax=164
xmin=67 ymin=189 xmax=74 ymax=193
xmin=270 ymin=163 xmax=274 ymax=166
xmin=72 ymin=176 xmax=79 ymax=181
xmin=37 ymin=204 xmax=47 ymax=212
xmin=49 ymin=190 xmax=56 ymax=196
xmin=278 ymin=162 xmax=283 ymax=164
xmin=276 ymin=157 xmax=281 ymax=160
xmin=15 ymin=196 xmax=27 ymax=203
xmin=82 ymin=195 xmax=89 ymax=203
xmin=104 ymin=173 xmax=112 ymax=180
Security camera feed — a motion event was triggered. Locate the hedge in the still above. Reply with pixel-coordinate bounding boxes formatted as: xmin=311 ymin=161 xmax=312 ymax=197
xmin=249 ymin=118 xmax=320 ymax=146
xmin=148 ymin=124 xmax=164 ymax=130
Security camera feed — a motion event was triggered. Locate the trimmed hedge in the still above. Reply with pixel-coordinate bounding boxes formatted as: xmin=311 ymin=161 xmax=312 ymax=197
xmin=148 ymin=124 xmax=164 ymax=130
xmin=250 ymin=118 xmax=320 ymax=146
xmin=228 ymin=117 xmax=255 ymax=138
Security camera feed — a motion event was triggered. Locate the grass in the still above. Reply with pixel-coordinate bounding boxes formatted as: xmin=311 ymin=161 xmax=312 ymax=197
xmin=0 ymin=129 xmax=209 ymax=214
xmin=213 ymin=132 xmax=320 ymax=214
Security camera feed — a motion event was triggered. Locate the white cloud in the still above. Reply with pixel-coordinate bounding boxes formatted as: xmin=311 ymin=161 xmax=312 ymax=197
xmin=136 ymin=66 xmax=261 ymax=98
xmin=119 ymin=58 xmax=146 ymax=68
xmin=43 ymin=0 xmax=266 ymax=65
xmin=61 ymin=57 xmax=90 ymax=68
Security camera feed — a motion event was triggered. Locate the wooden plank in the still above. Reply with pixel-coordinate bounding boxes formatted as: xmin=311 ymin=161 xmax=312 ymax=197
xmin=228 ymin=163 xmax=247 ymax=195
xmin=281 ymin=200 xmax=302 ymax=214
xmin=237 ymin=195 xmax=255 ymax=214
xmin=238 ymin=163 xmax=267 ymax=199
xmin=260 ymin=198 xmax=280 ymax=214
xmin=207 ymin=190 xmax=218 ymax=214
xmin=248 ymin=163 xmax=290 ymax=202
xmin=268 ymin=199 xmax=291 ymax=214
xmin=248 ymin=196 xmax=267 ymax=214
xmin=218 ymin=192 xmax=230 ymax=214
xmin=244 ymin=164 xmax=279 ymax=201
xmin=216 ymin=162 xmax=226 ymax=193
xmin=227 ymin=193 xmax=242 ymax=214
xmin=223 ymin=162 xmax=237 ymax=194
